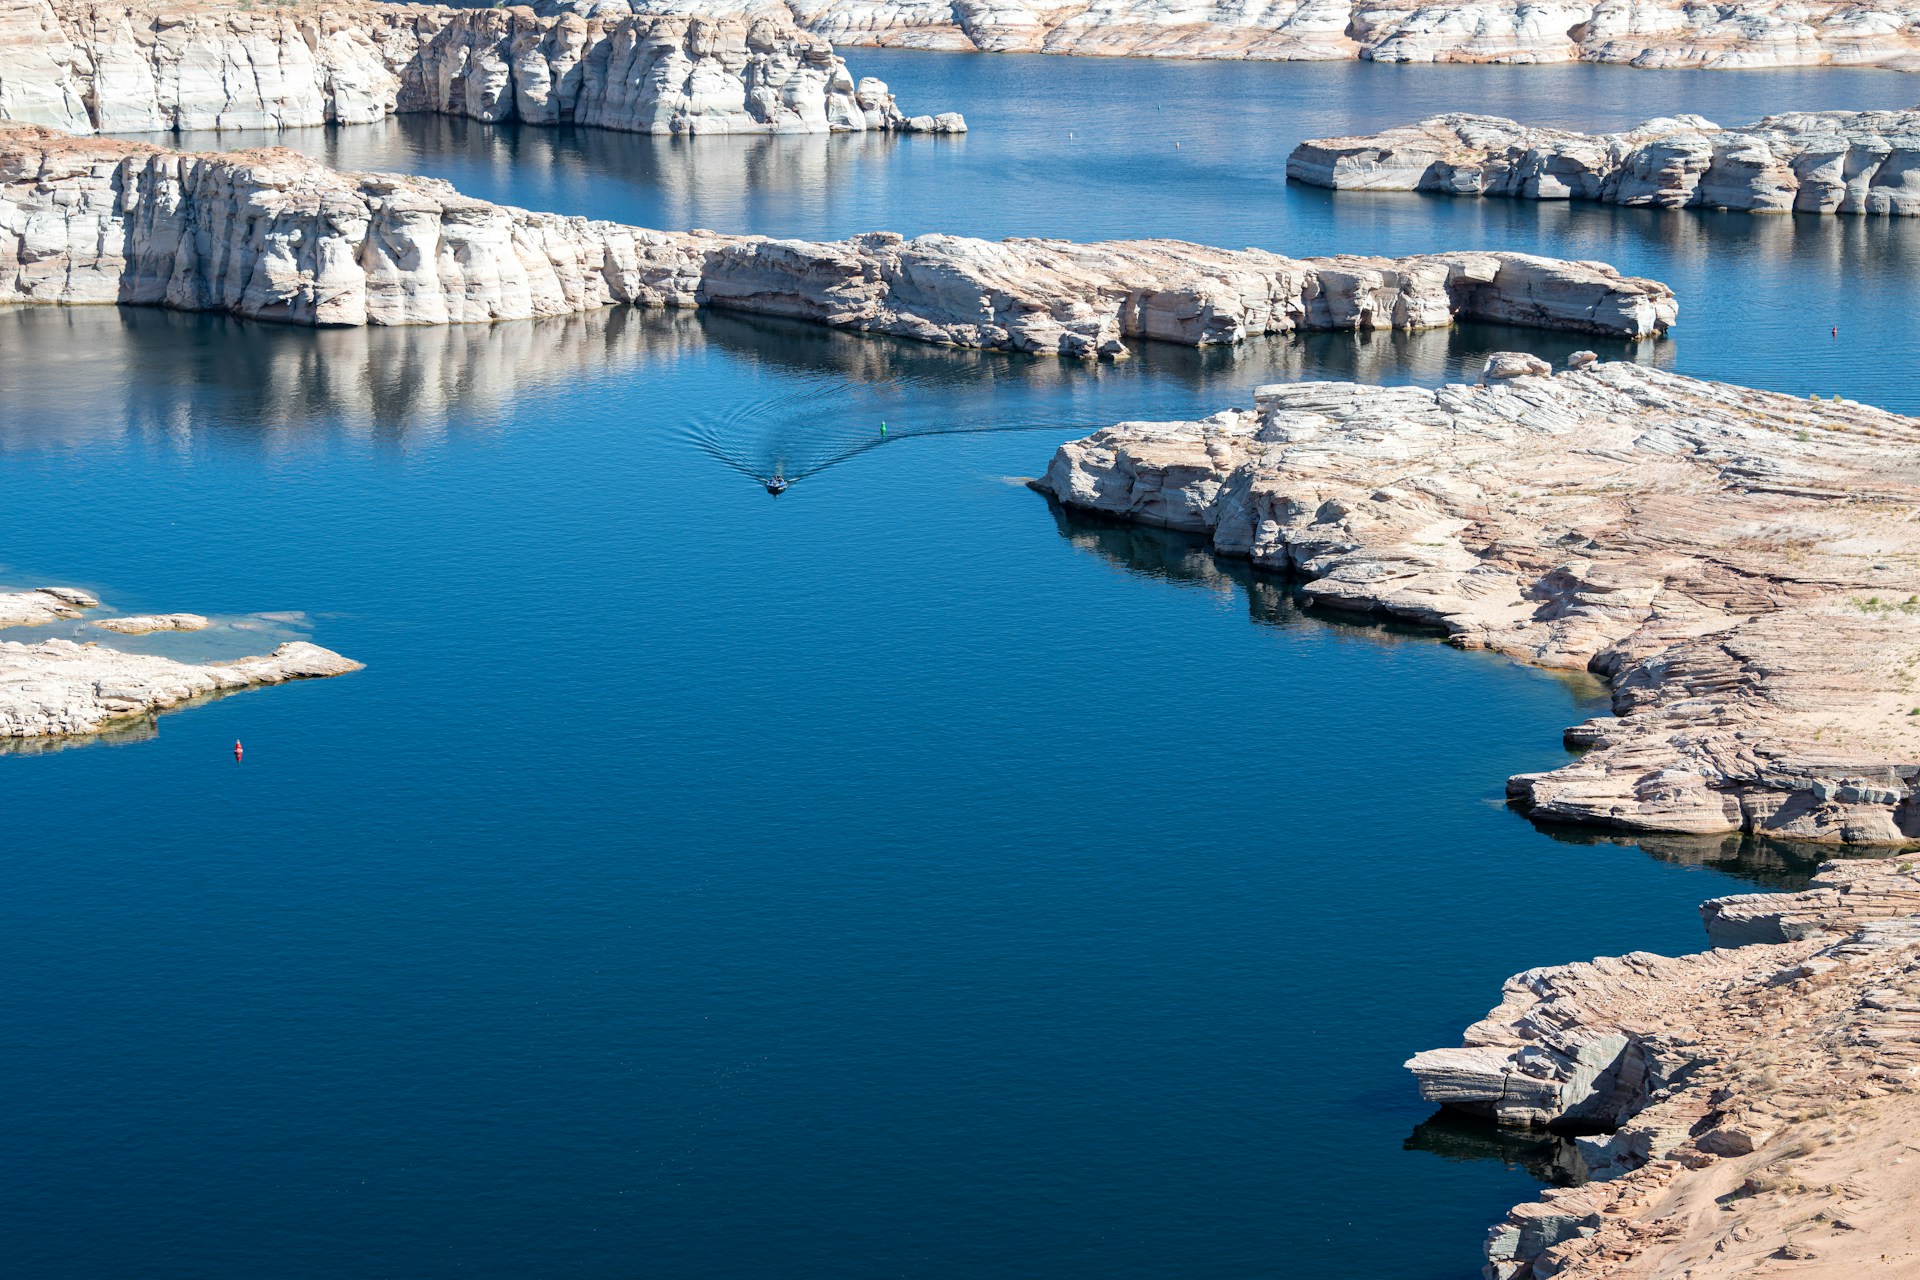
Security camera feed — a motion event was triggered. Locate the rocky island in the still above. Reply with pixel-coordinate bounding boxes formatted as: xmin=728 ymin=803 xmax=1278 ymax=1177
xmin=1412 ymin=857 xmax=1920 ymax=1278
xmin=518 ymin=0 xmax=1920 ymax=70
xmin=0 ymin=0 xmax=961 ymax=135
xmin=0 ymin=587 xmax=361 ymax=740
xmin=0 ymin=124 xmax=1676 ymax=346
xmin=1288 ymin=109 xmax=1920 ymax=215
xmin=1035 ymin=355 xmax=1920 ymax=845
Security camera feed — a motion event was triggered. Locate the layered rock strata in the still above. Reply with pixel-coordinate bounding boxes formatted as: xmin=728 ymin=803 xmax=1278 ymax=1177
xmin=1410 ymin=858 xmax=1920 ymax=1279
xmin=0 ymin=0 xmax=957 ymax=135
xmin=522 ymin=0 xmax=1920 ymax=70
xmin=0 ymin=587 xmax=360 ymax=738
xmin=1035 ymin=356 xmax=1920 ymax=843
xmin=0 ymin=125 xmax=1675 ymax=348
xmin=1288 ymin=109 xmax=1920 ymax=216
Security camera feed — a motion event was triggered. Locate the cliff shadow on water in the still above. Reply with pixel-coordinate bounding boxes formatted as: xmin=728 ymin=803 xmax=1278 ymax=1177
xmin=1041 ymin=499 xmax=1868 ymax=901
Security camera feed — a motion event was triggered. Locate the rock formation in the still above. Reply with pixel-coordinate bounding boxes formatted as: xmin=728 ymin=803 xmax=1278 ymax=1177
xmin=0 ymin=585 xmax=100 ymax=627
xmin=92 ymin=611 xmax=210 ymax=632
xmin=1034 ymin=356 xmax=1920 ymax=844
xmin=0 ymin=0 xmax=958 ymax=135
xmin=0 ymin=586 xmax=360 ymax=738
xmin=1288 ymin=109 xmax=1920 ymax=216
xmin=515 ymin=0 xmax=1920 ymax=69
xmin=1410 ymin=857 xmax=1920 ymax=1278
xmin=0 ymin=124 xmax=1675 ymax=347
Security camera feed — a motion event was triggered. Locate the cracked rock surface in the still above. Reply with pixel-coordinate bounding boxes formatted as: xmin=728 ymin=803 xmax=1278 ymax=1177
xmin=1413 ymin=857 xmax=1920 ymax=1278
xmin=1035 ymin=357 xmax=1920 ymax=843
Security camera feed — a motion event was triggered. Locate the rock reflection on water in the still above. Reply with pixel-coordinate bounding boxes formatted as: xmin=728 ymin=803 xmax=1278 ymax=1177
xmin=0 ymin=303 xmax=1655 ymax=463
xmin=1405 ymin=1109 xmax=1591 ymax=1189
xmin=1530 ymin=825 xmax=1886 ymax=894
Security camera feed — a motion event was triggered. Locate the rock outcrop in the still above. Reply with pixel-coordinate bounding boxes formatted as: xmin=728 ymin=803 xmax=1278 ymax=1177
xmin=0 ymin=0 xmax=956 ymax=135
xmin=1034 ymin=356 xmax=1920 ymax=843
xmin=518 ymin=0 xmax=1920 ymax=69
xmin=92 ymin=611 xmax=210 ymax=633
xmin=0 ymin=585 xmax=100 ymax=627
xmin=0 ymin=586 xmax=360 ymax=738
xmin=0 ymin=125 xmax=1675 ymax=347
xmin=1411 ymin=858 xmax=1920 ymax=1279
xmin=1288 ymin=109 xmax=1920 ymax=216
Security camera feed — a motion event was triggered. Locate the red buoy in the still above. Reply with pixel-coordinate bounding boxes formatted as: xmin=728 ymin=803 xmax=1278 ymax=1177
xmin=233 ymin=740 xmax=243 ymax=762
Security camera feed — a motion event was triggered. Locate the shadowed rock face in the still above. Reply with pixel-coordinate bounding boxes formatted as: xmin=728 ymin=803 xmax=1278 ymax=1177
xmin=1035 ymin=357 xmax=1920 ymax=844
xmin=0 ymin=124 xmax=1678 ymax=342
xmin=1410 ymin=858 xmax=1920 ymax=1279
xmin=0 ymin=0 xmax=961 ymax=135
xmin=503 ymin=0 xmax=1920 ymax=69
xmin=1288 ymin=110 xmax=1920 ymax=216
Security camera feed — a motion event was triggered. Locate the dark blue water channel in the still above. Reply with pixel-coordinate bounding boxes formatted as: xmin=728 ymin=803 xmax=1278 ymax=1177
xmin=2 ymin=53 xmax=1906 ymax=1279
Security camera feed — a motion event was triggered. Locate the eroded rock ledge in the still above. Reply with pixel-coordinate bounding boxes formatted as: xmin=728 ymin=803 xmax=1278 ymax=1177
xmin=1410 ymin=857 xmax=1920 ymax=1278
xmin=0 ymin=587 xmax=361 ymax=739
xmin=1034 ymin=356 xmax=1920 ymax=843
xmin=520 ymin=0 xmax=1920 ymax=70
xmin=0 ymin=125 xmax=1675 ymax=348
xmin=0 ymin=0 xmax=959 ymax=135
xmin=1288 ymin=109 xmax=1920 ymax=215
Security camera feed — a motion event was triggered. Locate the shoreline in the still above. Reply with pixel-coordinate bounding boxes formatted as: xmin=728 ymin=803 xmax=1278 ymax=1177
xmin=1033 ymin=355 xmax=1920 ymax=845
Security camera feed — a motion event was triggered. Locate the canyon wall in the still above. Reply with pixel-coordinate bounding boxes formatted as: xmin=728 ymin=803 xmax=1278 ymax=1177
xmin=0 ymin=0 xmax=960 ymax=135
xmin=1289 ymin=109 xmax=1920 ymax=215
xmin=524 ymin=0 xmax=1920 ymax=69
xmin=0 ymin=124 xmax=1677 ymax=347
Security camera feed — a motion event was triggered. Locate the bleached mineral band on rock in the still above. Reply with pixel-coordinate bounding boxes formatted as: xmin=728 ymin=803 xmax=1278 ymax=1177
xmin=0 ymin=587 xmax=360 ymax=739
xmin=1288 ymin=109 xmax=1920 ymax=215
xmin=1411 ymin=857 xmax=1920 ymax=1279
xmin=1034 ymin=356 xmax=1920 ymax=844
xmin=493 ymin=0 xmax=1920 ymax=70
xmin=0 ymin=0 xmax=960 ymax=135
xmin=0 ymin=125 xmax=1676 ymax=347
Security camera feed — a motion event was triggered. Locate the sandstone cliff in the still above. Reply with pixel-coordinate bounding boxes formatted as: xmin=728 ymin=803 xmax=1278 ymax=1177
xmin=1411 ymin=857 xmax=1920 ymax=1278
xmin=0 ymin=586 xmax=361 ymax=738
xmin=1289 ymin=109 xmax=1920 ymax=215
xmin=0 ymin=0 xmax=961 ymax=135
xmin=1035 ymin=355 xmax=1920 ymax=844
xmin=0 ymin=125 xmax=1676 ymax=345
xmin=523 ymin=0 xmax=1920 ymax=69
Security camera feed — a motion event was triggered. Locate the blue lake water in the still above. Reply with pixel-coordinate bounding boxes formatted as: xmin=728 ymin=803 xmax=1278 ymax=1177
xmin=2 ymin=53 xmax=1907 ymax=1279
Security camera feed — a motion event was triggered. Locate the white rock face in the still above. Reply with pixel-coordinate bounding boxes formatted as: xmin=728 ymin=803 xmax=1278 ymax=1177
xmin=0 ymin=0 xmax=954 ymax=135
xmin=0 ymin=586 xmax=99 ymax=626
xmin=1289 ymin=109 xmax=1920 ymax=215
xmin=0 ymin=587 xmax=360 ymax=739
xmin=1036 ymin=359 xmax=1920 ymax=843
xmin=92 ymin=612 xmax=210 ymax=633
xmin=1415 ymin=858 xmax=1920 ymax=1279
xmin=0 ymin=125 xmax=1678 ymax=344
xmin=1 ymin=635 xmax=362 ymax=736
xmin=536 ymin=0 xmax=1920 ymax=68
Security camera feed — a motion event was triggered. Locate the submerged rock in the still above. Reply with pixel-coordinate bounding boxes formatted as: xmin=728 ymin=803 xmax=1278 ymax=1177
xmin=0 ymin=125 xmax=1676 ymax=348
xmin=1415 ymin=859 xmax=1920 ymax=1278
xmin=1288 ymin=109 xmax=1920 ymax=216
xmin=1034 ymin=359 xmax=1920 ymax=843
xmin=0 ymin=0 xmax=954 ymax=136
